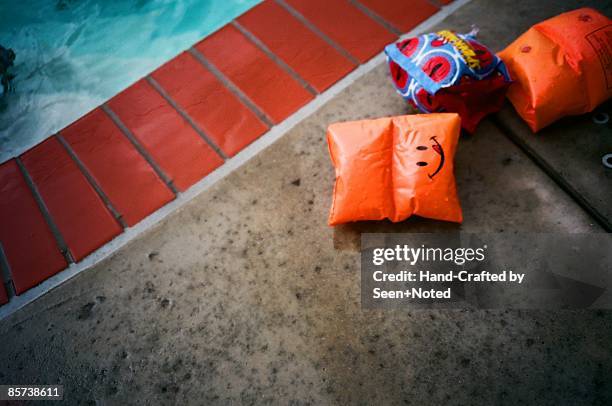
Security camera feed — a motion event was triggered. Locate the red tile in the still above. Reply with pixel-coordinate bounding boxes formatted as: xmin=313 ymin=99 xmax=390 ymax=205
xmin=0 ymin=160 xmax=67 ymax=294
xmin=238 ymin=0 xmax=356 ymax=92
xmin=359 ymin=0 xmax=438 ymax=32
xmin=285 ymin=0 xmax=396 ymax=63
xmin=151 ymin=52 xmax=268 ymax=157
xmin=440 ymin=0 xmax=453 ymax=4
xmin=195 ymin=25 xmax=313 ymax=124
xmin=0 ymin=283 xmax=7 ymax=305
xmin=61 ymin=109 xmax=175 ymax=227
xmin=108 ymin=80 xmax=224 ymax=189
xmin=21 ymin=137 xmax=122 ymax=261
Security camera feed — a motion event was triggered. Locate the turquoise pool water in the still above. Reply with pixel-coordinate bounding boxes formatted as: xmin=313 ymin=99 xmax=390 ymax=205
xmin=0 ymin=0 xmax=260 ymax=163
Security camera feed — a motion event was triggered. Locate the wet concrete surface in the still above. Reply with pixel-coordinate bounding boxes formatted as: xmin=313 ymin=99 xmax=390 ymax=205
xmin=496 ymin=102 xmax=612 ymax=230
xmin=1 ymin=0 xmax=612 ymax=405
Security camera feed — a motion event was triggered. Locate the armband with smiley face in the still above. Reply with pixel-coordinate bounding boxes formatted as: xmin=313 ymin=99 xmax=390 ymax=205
xmin=327 ymin=114 xmax=462 ymax=225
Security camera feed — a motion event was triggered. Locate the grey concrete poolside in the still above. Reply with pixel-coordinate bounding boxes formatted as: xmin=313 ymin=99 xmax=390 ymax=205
xmin=1 ymin=0 xmax=611 ymax=404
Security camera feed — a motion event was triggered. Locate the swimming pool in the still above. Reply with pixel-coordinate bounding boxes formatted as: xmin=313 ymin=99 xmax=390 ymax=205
xmin=0 ymin=0 xmax=261 ymax=163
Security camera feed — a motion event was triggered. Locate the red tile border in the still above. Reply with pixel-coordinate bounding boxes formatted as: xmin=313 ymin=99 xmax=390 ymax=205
xmin=21 ymin=137 xmax=123 ymax=262
xmin=151 ymin=52 xmax=268 ymax=157
xmin=284 ymin=0 xmax=397 ymax=63
xmin=358 ymin=0 xmax=439 ymax=33
xmin=61 ymin=109 xmax=175 ymax=227
xmin=0 ymin=160 xmax=67 ymax=294
xmin=108 ymin=80 xmax=225 ymax=190
xmin=195 ymin=24 xmax=314 ymax=124
xmin=238 ymin=0 xmax=356 ymax=92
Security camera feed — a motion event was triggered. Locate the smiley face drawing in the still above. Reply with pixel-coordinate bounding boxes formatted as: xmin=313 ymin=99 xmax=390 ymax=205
xmin=415 ymin=136 xmax=445 ymax=180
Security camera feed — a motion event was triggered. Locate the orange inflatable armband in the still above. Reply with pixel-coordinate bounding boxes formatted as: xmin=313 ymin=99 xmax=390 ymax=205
xmin=327 ymin=113 xmax=462 ymax=225
xmin=499 ymin=8 xmax=612 ymax=132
